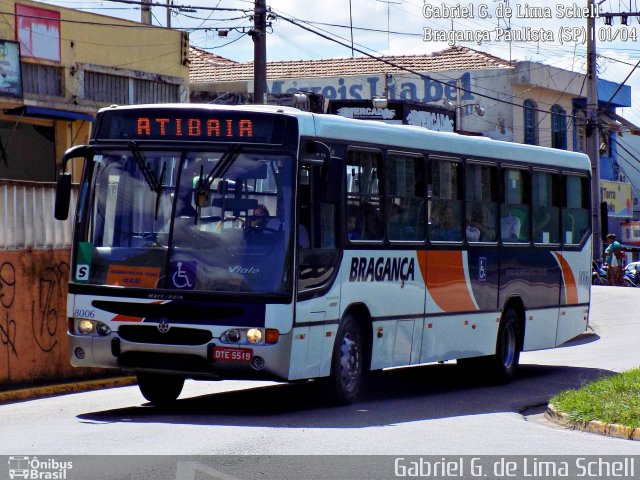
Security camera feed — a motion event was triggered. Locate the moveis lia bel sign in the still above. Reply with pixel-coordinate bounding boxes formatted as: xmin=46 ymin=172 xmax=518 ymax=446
xmin=266 ymin=72 xmax=475 ymax=104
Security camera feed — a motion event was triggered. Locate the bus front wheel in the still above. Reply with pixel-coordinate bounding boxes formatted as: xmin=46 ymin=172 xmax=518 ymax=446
xmin=137 ymin=372 xmax=185 ymax=406
xmin=325 ymin=314 xmax=364 ymax=405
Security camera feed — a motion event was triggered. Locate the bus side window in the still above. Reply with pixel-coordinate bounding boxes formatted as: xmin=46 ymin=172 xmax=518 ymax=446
xmin=386 ymin=152 xmax=425 ymax=241
xmin=532 ymin=171 xmax=560 ymax=244
xmin=562 ymin=175 xmax=589 ymax=244
xmin=346 ymin=149 xmax=383 ymax=241
xmin=465 ymin=163 xmax=497 ymax=243
xmin=500 ymin=168 xmax=530 ymax=243
xmin=428 ymin=157 xmax=463 ymax=242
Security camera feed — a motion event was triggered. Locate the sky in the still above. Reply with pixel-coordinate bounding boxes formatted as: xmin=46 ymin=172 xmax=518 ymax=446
xmin=40 ymin=0 xmax=640 ymax=127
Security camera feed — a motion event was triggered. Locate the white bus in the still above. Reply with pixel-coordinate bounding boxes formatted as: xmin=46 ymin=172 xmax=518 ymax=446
xmin=55 ymin=104 xmax=591 ymax=405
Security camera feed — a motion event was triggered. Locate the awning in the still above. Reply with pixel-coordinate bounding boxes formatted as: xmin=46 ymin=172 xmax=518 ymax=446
xmin=3 ymin=106 xmax=94 ymax=122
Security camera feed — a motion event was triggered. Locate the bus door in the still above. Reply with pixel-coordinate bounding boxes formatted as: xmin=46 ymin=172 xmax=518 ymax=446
xmin=556 ymin=174 xmax=590 ymax=346
xmin=292 ymin=145 xmax=341 ymax=379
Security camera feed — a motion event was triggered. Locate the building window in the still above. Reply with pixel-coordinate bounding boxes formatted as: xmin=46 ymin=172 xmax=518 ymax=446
xmin=134 ymin=78 xmax=179 ymax=103
xmin=85 ymin=71 xmax=129 ymax=104
xmin=523 ymin=99 xmax=538 ymax=145
xmin=551 ymin=104 xmax=567 ymax=149
xmin=22 ymin=63 xmax=63 ymax=97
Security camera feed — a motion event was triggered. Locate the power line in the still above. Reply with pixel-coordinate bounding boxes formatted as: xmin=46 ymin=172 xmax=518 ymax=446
xmin=104 ymin=0 xmax=247 ymax=12
xmin=272 ymin=12 xmax=576 ymax=117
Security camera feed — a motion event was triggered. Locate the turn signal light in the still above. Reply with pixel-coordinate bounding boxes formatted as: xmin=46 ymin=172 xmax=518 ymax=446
xmin=265 ymin=329 xmax=279 ymax=344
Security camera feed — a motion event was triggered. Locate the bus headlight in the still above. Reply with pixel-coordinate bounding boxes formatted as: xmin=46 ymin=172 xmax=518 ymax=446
xmin=75 ymin=319 xmax=111 ymax=336
xmin=77 ymin=319 xmax=95 ymax=335
xmin=246 ymin=328 xmax=262 ymax=344
xmin=220 ymin=327 xmax=278 ymax=345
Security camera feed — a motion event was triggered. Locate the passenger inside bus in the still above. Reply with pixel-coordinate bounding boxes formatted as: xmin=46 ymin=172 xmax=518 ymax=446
xmin=500 ymin=206 xmax=523 ymax=242
xmin=466 ymin=203 xmax=496 ymax=242
xmin=430 ymin=201 xmax=460 ymax=241
xmin=362 ymin=204 xmax=383 ymax=240
xmin=346 ymin=205 xmax=361 ymax=240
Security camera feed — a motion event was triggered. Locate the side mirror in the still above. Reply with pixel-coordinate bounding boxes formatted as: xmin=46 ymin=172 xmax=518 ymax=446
xmin=55 ymin=173 xmax=72 ymax=220
xmin=54 ymin=145 xmax=89 ymax=221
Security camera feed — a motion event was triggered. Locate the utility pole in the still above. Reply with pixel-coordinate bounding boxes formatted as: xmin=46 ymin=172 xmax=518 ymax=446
xmin=586 ymin=0 xmax=601 ymax=259
xmin=141 ymin=0 xmax=152 ymax=25
xmin=376 ymin=0 xmax=400 ymax=51
xmin=166 ymin=0 xmax=172 ymax=28
xmin=253 ymin=0 xmax=267 ymax=104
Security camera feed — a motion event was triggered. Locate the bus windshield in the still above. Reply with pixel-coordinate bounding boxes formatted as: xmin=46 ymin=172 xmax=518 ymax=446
xmin=80 ymin=146 xmax=295 ymax=295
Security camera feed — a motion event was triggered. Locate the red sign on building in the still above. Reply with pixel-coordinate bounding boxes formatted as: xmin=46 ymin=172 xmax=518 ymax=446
xmin=15 ymin=4 xmax=61 ymax=62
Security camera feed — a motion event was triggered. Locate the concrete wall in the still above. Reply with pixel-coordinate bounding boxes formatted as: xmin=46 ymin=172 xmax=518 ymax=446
xmin=0 ymin=249 xmax=95 ymax=386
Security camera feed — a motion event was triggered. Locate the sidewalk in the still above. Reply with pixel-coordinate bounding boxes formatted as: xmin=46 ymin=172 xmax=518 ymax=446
xmin=0 ymin=376 xmax=136 ymax=404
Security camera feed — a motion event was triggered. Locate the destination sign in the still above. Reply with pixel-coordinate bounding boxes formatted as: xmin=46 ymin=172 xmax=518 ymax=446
xmin=92 ymin=109 xmax=293 ymax=144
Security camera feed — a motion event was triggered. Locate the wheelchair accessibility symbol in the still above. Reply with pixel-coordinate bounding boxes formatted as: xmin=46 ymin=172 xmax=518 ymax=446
xmin=478 ymin=257 xmax=487 ymax=282
xmin=169 ymin=261 xmax=197 ymax=289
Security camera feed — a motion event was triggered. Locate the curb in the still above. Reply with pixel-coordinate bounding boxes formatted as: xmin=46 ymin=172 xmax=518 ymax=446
xmin=0 ymin=376 xmax=137 ymax=404
xmin=545 ymin=403 xmax=640 ymax=441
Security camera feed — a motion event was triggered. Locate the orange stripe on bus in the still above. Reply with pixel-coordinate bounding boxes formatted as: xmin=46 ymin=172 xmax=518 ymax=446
xmin=554 ymin=253 xmax=578 ymax=304
xmin=423 ymin=250 xmax=477 ymax=312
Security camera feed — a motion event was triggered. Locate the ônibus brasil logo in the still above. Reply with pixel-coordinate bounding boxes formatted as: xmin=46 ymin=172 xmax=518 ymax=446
xmin=8 ymin=456 xmax=73 ymax=480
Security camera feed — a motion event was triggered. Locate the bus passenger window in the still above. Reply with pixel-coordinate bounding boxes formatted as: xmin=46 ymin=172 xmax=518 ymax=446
xmin=346 ymin=149 xmax=383 ymax=241
xmin=429 ymin=158 xmax=463 ymax=242
xmin=500 ymin=168 xmax=530 ymax=243
xmin=386 ymin=152 xmax=425 ymax=241
xmin=465 ymin=163 xmax=497 ymax=243
xmin=563 ymin=175 xmax=589 ymax=244
xmin=532 ymin=171 xmax=560 ymax=244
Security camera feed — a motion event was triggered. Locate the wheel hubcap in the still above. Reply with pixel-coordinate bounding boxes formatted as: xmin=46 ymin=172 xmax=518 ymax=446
xmin=502 ymin=325 xmax=516 ymax=369
xmin=339 ymin=333 xmax=359 ymax=391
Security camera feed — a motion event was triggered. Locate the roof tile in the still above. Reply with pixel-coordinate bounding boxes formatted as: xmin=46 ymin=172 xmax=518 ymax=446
xmin=189 ymin=46 xmax=512 ymax=84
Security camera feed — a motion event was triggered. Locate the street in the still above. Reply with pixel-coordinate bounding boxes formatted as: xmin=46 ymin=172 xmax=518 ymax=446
xmin=1 ymin=286 xmax=639 ymax=461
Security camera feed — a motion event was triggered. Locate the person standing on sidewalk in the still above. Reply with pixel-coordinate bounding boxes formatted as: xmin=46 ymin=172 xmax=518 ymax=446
xmin=604 ymin=233 xmax=624 ymax=286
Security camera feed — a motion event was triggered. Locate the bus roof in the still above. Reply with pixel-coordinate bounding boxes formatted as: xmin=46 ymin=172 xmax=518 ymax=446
xmin=97 ymin=103 xmax=591 ymax=172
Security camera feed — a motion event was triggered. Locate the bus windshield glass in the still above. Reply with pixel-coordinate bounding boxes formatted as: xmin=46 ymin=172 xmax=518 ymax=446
xmin=80 ymin=146 xmax=295 ymax=294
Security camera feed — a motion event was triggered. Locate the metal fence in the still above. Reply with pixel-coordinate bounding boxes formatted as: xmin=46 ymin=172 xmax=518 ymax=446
xmin=0 ymin=181 xmax=76 ymax=250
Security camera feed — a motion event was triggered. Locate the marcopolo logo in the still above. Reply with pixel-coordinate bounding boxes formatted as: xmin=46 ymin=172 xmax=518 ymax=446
xmin=349 ymin=256 xmax=415 ymax=283
xmin=8 ymin=457 xmax=73 ymax=480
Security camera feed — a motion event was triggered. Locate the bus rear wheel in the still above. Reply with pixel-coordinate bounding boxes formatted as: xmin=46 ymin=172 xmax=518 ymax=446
xmin=487 ymin=308 xmax=521 ymax=383
xmin=137 ymin=372 xmax=185 ymax=406
xmin=325 ymin=314 xmax=364 ymax=405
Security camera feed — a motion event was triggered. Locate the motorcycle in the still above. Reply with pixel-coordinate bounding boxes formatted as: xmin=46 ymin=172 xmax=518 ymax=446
xmin=592 ymin=260 xmax=607 ymax=286
xmin=623 ymin=262 xmax=640 ymax=287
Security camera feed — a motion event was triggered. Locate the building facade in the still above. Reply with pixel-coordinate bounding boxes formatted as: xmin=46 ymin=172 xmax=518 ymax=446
xmin=0 ymin=1 xmax=189 ymax=387
xmin=0 ymin=0 xmax=189 ymax=183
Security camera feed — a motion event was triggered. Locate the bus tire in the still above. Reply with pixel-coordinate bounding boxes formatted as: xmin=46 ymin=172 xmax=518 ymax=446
xmin=137 ymin=372 xmax=185 ymax=406
xmin=325 ymin=314 xmax=364 ymax=405
xmin=487 ymin=308 xmax=521 ymax=383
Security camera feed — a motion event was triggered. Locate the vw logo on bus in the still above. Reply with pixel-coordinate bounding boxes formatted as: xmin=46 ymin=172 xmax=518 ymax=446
xmin=157 ymin=321 xmax=171 ymax=334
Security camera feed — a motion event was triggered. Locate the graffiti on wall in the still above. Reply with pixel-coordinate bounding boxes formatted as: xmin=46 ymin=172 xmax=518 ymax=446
xmin=32 ymin=262 xmax=70 ymax=353
xmin=0 ymin=262 xmax=17 ymax=356
xmin=0 ymin=259 xmax=70 ymax=357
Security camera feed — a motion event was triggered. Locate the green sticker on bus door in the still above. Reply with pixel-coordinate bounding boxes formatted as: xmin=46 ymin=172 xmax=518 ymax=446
xmin=76 ymin=242 xmax=93 ymax=283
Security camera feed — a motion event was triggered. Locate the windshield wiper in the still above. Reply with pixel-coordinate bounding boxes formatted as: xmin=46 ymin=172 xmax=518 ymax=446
xmin=129 ymin=141 xmax=167 ymax=220
xmin=194 ymin=144 xmax=242 ymax=223
xmin=198 ymin=144 xmax=242 ymax=194
xmin=129 ymin=141 xmax=163 ymax=194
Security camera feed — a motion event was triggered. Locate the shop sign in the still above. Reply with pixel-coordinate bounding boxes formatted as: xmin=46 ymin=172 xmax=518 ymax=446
xmin=0 ymin=41 xmax=22 ymax=98
xmin=601 ymin=179 xmax=632 ymax=217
